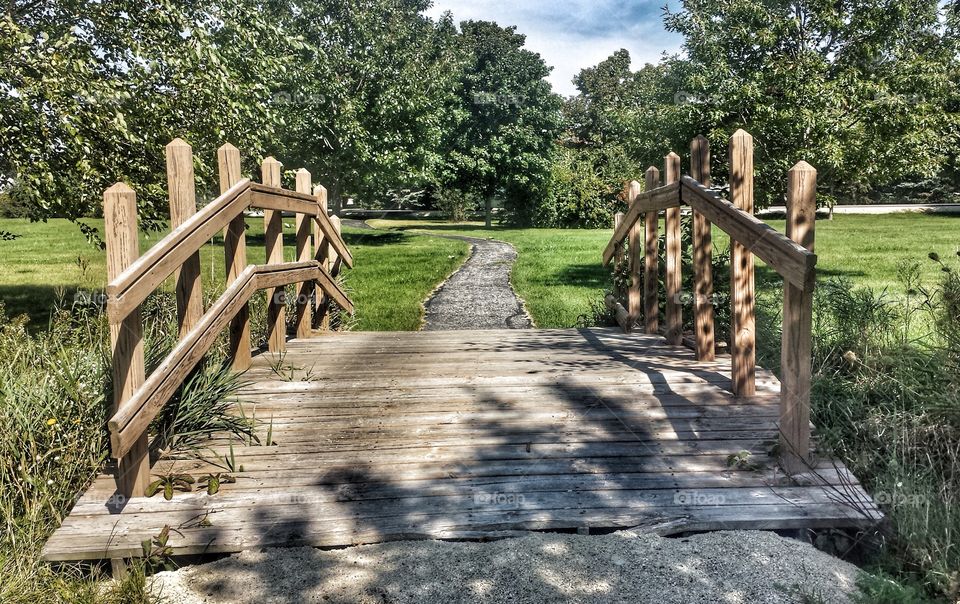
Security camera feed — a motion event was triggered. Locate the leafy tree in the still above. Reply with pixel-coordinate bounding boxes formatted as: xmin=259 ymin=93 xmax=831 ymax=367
xmin=1 ymin=1 xmax=293 ymax=230
xmin=274 ymin=0 xmax=465 ymax=212
xmin=664 ymin=0 xmax=958 ymax=206
xmin=439 ymin=20 xmax=563 ymax=225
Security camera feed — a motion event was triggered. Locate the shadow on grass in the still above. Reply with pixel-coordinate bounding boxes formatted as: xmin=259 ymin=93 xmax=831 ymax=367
xmin=0 ymin=284 xmax=88 ymax=331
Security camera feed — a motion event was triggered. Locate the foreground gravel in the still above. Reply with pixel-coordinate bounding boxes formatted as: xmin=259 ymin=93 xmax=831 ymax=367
xmin=422 ymin=236 xmax=532 ymax=330
xmin=152 ymin=531 xmax=861 ymax=603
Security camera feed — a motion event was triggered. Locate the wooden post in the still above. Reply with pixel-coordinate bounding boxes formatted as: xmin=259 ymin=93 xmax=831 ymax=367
xmin=329 ymin=215 xmax=342 ymax=269
xmin=166 ymin=139 xmax=202 ymax=338
xmin=664 ymin=152 xmax=682 ymax=345
xmin=626 ymin=180 xmax=642 ymax=327
xmin=313 ymin=184 xmax=331 ymax=331
xmin=218 ymin=143 xmax=251 ymax=371
xmin=613 ymin=211 xmax=625 ymax=302
xmin=730 ymin=129 xmax=756 ymax=396
xmin=644 ymin=166 xmax=660 ymax=335
xmin=294 ymin=169 xmax=314 ymax=339
xmin=262 ymin=157 xmax=285 ymax=352
xmin=781 ymin=161 xmax=817 ymax=473
xmin=104 ymin=183 xmax=150 ymax=498
xmin=691 ymin=135 xmax=715 ymax=361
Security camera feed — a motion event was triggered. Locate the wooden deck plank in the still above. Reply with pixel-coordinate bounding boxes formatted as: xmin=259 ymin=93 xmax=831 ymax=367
xmin=43 ymin=328 xmax=879 ymax=563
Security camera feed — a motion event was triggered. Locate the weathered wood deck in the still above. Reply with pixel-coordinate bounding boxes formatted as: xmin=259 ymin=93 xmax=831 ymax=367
xmin=43 ymin=328 xmax=880 ymax=562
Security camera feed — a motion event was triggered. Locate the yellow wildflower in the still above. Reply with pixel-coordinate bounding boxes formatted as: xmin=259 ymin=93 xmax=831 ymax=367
xmin=46 ymin=418 xmax=57 ymax=426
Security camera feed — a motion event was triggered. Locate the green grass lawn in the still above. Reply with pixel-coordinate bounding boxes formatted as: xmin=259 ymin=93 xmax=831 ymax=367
xmin=369 ymin=214 xmax=960 ymax=328
xmin=0 ymin=218 xmax=469 ymax=331
xmin=1 ymin=213 xmax=956 ymax=331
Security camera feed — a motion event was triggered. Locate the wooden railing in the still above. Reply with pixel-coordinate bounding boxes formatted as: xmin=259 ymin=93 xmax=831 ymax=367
xmin=602 ymin=129 xmax=817 ymax=473
xmin=104 ymin=138 xmax=354 ymax=497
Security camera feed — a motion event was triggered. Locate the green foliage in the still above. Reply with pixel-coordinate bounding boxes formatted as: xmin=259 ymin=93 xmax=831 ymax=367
xmin=146 ymin=473 xmax=195 ymax=501
xmin=437 ymin=20 xmax=564 ymax=225
xmin=151 ymin=361 xmax=256 ymax=455
xmin=435 ymin=188 xmax=480 ymax=223
xmin=788 ymin=263 xmax=960 ymax=599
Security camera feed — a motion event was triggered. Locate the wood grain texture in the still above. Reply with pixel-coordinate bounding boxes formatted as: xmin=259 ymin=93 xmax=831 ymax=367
xmin=166 ymin=139 xmax=203 ymax=338
xmin=46 ymin=328 xmax=879 ymax=562
xmin=664 ymin=152 xmax=682 ymax=345
xmin=262 ymin=157 xmax=285 ymax=353
xmin=106 ymin=179 xmax=250 ymax=323
xmin=108 ymin=261 xmax=344 ymax=458
xmin=626 ymin=180 xmax=643 ymax=327
xmin=294 ymin=169 xmax=315 ymax=339
xmin=103 ymin=183 xmax=150 ymax=497
xmin=728 ymin=130 xmax=756 ymax=397
xmin=781 ymin=161 xmax=817 ymax=474
xmin=644 ymin=167 xmax=660 ymax=335
xmin=218 ymin=143 xmax=252 ymax=371
xmin=601 ymin=181 xmax=681 ymax=266
xmin=681 ymin=177 xmax=815 ymax=290
xmin=313 ymin=184 xmax=331 ymax=330
xmin=613 ymin=212 xmax=624 ymax=300
xmin=690 ymin=136 xmax=715 ymax=361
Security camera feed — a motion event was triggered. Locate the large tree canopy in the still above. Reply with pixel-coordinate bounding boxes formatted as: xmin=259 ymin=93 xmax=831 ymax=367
xmin=2 ymin=0 xmax=958 ymax=230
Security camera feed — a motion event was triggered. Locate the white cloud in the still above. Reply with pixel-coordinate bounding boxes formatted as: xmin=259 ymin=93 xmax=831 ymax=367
xmin=426 ymin=0 xmax=684 ymax=96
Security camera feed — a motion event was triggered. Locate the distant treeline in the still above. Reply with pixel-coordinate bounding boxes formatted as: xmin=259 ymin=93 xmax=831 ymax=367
xmin=2 ymin=0 xmax=959 ymax=230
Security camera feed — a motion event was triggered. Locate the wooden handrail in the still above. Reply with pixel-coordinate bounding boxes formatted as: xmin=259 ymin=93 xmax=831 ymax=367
xmin=102 ymin=139 xmax=356 ymax=490
xmin=106 ymin=180 xmax=355 ymax=324
xmin=108 ymin=259 xmax=346 ymax=458
xmin=680 ymin=177 xmax=816 ymax=290
xmin=107 ymin=178 xmax=252 ymax=323
xmin=602 ymin=181 xmax=681 ymax=266
xmin=602 ymin=129 xmax=819 ymax=475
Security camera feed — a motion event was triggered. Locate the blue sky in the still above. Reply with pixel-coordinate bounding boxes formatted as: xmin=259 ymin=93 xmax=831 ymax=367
xmin=425 ymin=0 xmax=683 ymax=96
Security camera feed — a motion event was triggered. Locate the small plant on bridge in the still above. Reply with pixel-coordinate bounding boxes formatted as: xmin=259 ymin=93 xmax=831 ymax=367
xmin=146 ymin=474 xmax=196 ymax=500
xmin=197 ymin=473 xmax=236 ymax=496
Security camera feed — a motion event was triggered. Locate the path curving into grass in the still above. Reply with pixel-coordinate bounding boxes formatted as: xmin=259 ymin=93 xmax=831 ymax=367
xmin=422 ymin=234 xmax=532 ymax=330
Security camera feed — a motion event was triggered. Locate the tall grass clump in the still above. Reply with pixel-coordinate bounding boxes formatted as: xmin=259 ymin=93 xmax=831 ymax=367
xmin=791 ymin=253 xmax=960 ymax=599
xmin=0 ymin=300 xmax=163 ymax=602
xmin=0 ymin=284 xmax=279 ymax=601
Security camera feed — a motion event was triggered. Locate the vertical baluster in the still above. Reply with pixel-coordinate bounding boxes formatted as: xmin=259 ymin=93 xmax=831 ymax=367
xmin=644 ymin=166 xmax=660 ymax=335
xmin=262 ymin=157 xmax=285 ymax=352
xmin=104 ymin=183 xmax=150 ymax=498
xmin=295 ymin=169 xmax=314 ymax=339
xmin=730 ymin=129 xmax=756 ymax=395
xmin=691 ymin=135 xmax=715 ymax=361
xmin=313 ymin=184 xmax=331 ymax=331
xmin=627 ymin=180 xmax=642 ymax=328
xmin=166 ymin=139 xmax=202 ymax=337
xmin=664 ymin=152 xmax=682 ymax=345
xmin=218 ymin=143 xmax=251 ymax=370
xmin=613 ymin=211 xmax=625 ymax=302
xmin=781 ymin=161 xmax=817 ymax=473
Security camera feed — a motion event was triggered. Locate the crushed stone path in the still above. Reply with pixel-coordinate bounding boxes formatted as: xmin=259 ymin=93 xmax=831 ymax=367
xmin=422 ymin=234 xmax=532 ymax=330
xmin=152 ymin=531 xmax=862 ymax=604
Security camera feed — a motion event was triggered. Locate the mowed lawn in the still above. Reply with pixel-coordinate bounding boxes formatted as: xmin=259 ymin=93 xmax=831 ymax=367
xmin=0 ymin=213 xmax=956 ymax=330
xmin=0 ymin=218 xmax=468 ymax=331
xmin=370 ymin=214 xmax=960 ymax=328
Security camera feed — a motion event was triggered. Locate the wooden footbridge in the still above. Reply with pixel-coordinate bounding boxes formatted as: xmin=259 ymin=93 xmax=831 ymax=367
xmin=43 ymin=132 xmax=880 ymax=570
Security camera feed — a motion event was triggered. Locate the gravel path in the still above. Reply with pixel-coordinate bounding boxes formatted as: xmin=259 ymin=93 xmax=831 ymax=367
xmin=152 ymin=531 xmax=862 ymax=604
xmin=422 ymin=235 xmax=532 ymax=330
